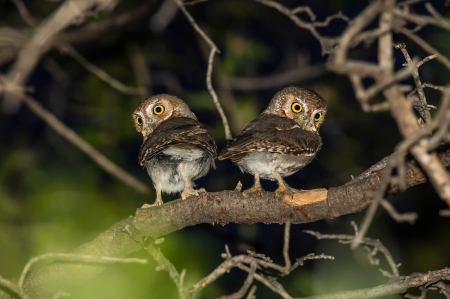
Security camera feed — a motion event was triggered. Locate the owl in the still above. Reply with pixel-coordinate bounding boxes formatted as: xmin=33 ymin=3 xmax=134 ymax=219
xmin=132 ymin=94 xmax=217 ymax=206
xmin=218 ymin=86 xmax=327 ymax=196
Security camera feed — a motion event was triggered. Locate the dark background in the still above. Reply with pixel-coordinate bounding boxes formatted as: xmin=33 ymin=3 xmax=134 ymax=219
xmin=0 ymin=0 xmax=449 ymax=298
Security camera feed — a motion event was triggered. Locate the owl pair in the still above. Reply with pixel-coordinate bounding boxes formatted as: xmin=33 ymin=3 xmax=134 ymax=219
xmin=132 ymin=86 xmax=327 ymax=206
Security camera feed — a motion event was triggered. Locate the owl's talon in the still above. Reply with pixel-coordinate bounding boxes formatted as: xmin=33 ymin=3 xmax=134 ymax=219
xmin=142 ymin=198 xmax=163 ymax=208
xmin=181 ymin=187 xmax=200 ymax=200
xmin=273 ymin=172 xmax=299 ymax=198
xmin=242 ymin=185 xmax=265 ymax=197
xmin=242 ymin=173 xmax=264 ymax=197
xmin=274 ymin=185 xmax=299 ymax=198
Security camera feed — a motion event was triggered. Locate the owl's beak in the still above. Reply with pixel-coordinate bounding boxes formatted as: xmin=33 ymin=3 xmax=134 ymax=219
xmin=300 ymin=119 xmax=310 ymax=130
xmin=147 ymin=122 xmax=156 ymax=133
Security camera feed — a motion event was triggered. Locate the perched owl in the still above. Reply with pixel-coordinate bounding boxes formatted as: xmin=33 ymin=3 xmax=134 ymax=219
xmin=132 ymin=94 xmax=217 ymax=206
xmin=219 ymin=86 xmax=327 ymax=196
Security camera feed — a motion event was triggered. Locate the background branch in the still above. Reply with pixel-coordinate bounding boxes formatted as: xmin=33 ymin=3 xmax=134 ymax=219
xmin=1 ymin=87 xmax=150 ymax=194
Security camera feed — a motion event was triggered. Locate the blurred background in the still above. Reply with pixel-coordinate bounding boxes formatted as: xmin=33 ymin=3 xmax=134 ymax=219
xmin=1 ymin=0 xmax=450 ymax=298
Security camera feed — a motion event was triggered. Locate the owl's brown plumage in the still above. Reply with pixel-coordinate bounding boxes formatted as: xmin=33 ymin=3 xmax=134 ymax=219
xmin=132 ymin=94 xmax=217 ymax=206
xmin=219 ymin=86 xmax=327 ymax=196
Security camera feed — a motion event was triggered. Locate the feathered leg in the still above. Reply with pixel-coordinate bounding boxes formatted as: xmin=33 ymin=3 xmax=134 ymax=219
xmin=273 ymin=172 xmax=299 ymax=197
xmin=243 ymin=172 xmax=265 ymax=196
xmin=179 ymin=163 xmax=199 ymax=200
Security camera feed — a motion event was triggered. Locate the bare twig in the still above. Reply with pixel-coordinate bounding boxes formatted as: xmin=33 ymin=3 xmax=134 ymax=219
xmin=393 ymin=40 xmax=431 ymax=124
xmin=0 ymin=275 xmax=23 ymax=299
xmin=147 ymin=245 xmax=186 ymax=299
xmin=246 ymin=285 xmax=257 ymax=299
xmin=380 ymin=200 xmax=418 ymax=224
xmin=11 ymin=0 xmax=37 ymax=27
xmin=61 ymin=44 xmax=146 ymax=95
xmin=416 ymin=53 xmax=438 ymax=68
xmin=174 ymin=0 xmax=232 ymax=140
xmin=304 ymin=225 xmax=400 ymax=278
xmin=393 ymin=6 xmax=450 ymax=31
xmin=255 ymin=0 xmax=342 ymax=55
xmin=216 ymin=262 xmax=257 ymax=299
xmin=404 ymin=286 xmax=428 ymax=299
xmin=282 ymin=217 xmax=292 ymax=274
xmin=1 ymin=85 xmax=150 ymax=194
xmin=0 ymin=4 xmax=152 ymax=67
xmin=409 ymin=82 xmax=446 ymax=96
xmin=291 ymin=6 xmax=316 ymax=20
xmin=184 ymin=0 xmax=208 ymax=6
xmin=5 ymin=0 xmax=119 ymax=111
xmin=127 ymin=42 xmax=152 ymax=95
xmin=439 ymin=209 xmax=450 ymax=217
xmin=19 ymin=253 xmax=147 ymax=291
xmin=228 ymin=64 xmax=326 ymax=91
xmin=206 ymin=48 xmax=232 ymax=140
xmin=398 ymin=27 xmax=450 ymax=71
xmin=313 ymin=11 xmax=349 ymax=27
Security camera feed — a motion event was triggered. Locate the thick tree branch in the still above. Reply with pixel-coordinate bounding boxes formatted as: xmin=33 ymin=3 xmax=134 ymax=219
xmin=1 ymin=143 xmax=449 ymax=299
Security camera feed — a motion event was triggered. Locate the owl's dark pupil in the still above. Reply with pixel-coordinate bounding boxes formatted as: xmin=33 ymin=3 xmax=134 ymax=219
xmin=315 ymin=113 xmax=321 ymax=119
xmin=137 ymin=117 xmax=142 ymax=124
xmin=155 ymin=107 xmax=162 ymax=113
xmin=294 ymin=104 xmax=300 ymax=110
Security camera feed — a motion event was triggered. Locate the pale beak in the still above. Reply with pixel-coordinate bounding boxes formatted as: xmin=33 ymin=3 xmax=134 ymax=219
xmin=300 ymin=119 xmax=310 ymax=130
xmin=147 ymin=122 xmax=156 ymax=133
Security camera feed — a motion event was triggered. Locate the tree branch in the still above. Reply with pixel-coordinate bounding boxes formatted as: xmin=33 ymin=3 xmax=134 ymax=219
xmin=1 ymin=143 xmax=449 ymax=299
xmin=0 ymin=87 xmax=150 ymax=194
xmin=4 ymin=0 xmax=119 ymax=111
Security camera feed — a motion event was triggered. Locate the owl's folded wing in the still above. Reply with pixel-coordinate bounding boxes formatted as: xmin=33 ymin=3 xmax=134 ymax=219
xmin=139 ymin=117 xmax=217 ymax=166
xmin=219 ymin=115 xmax=321 ymax=163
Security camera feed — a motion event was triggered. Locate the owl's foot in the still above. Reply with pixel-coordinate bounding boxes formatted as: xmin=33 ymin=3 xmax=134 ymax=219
xmin=274 ymin=184 xmax=300 ymax=198
xmin=142 ymin=197 xmax=163 ymax=208
xmin=242 ymin=184 xmax=265 ymax=197
xmin=146 ymin=185 xmax=164 ymax=206
xmin=242 ymin=173 xmax=264 ymax=197
xmin=273 ymin=172 xmax=299 ymax=198
xmin=181 ymin=186 xmax=200 ymax=200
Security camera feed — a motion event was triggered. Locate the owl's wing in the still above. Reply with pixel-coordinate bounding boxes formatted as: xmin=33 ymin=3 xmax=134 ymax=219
xmin=139 ymin=117 xmax=217 ymax=166
xmin=218 ymin=114 xmax=321 ymax=162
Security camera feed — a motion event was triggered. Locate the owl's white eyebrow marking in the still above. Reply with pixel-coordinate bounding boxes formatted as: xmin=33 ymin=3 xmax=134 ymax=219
xmin=145 ymin=102 xmax=156 ymax=116
xmin=295 ymin=97 xmax=308 ymax=113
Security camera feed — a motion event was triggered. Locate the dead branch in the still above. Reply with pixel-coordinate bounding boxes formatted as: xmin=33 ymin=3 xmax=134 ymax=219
xmin=0 ymin=3 xmax=152 ymax=68
xmin=1 ymin=143 xmax=449 ymax=299
xmin=228 ymin=64 xmax=326 ymax=91
xmin=60 ymin=44 xmax=146 ymax=95
xmin=305 ymin=222 xmax=400 ymax=277
xmin=393 ymin=40 xmax=432 ymax=124
xmin=0 ymin=253 xmax=147 ymax=299
xmin=174 ymin=0 xmax=232 ymax=140
xmin=298 ymin=268 xmax=450 ymax=299
xmin=0 ymin=86 xmax=150 ymax=194
xmin=254 ymin=0 xmax=344 ymax=55
xmin=4 ymin=0 xmax=119 ymax=111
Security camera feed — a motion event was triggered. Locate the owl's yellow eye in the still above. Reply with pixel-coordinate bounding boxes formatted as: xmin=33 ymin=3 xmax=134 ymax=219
xmin=314 ymin=112 xmax=323 ymax=121
xmin=291 ymin=103 xmax=302 ymax=113
xmin=153 ymin=105 xmax=165 ymax=115
xmin=135 ymin=116 xmax=142 ymax=125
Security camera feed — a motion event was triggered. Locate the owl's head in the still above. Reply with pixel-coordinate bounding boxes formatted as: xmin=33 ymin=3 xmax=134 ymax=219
xmin=132 ymin=94 xmax=197 ymax=138
xmin=263 ymin=86 xmax=327 ymax=132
